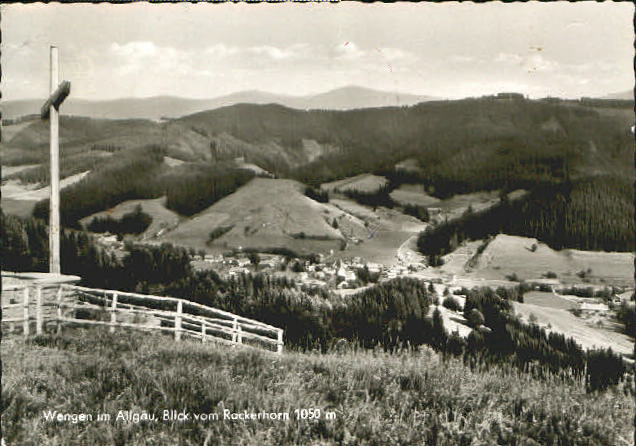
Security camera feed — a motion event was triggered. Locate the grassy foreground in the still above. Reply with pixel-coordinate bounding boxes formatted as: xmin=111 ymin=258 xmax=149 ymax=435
xmin=2 ymin=328 xmax=633 ymax=446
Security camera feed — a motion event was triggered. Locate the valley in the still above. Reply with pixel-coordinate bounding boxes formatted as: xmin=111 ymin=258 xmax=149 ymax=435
xmin=2 ymin=94 xmax=634 ymax=364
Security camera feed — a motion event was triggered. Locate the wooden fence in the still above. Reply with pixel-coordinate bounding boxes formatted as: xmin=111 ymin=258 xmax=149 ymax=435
xmin=1 ymin=284 xmax=284 ymax=353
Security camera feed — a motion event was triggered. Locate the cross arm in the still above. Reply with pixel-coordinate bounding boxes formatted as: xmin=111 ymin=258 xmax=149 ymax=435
xmin=41 ymin=80 xmax=71 ymax=119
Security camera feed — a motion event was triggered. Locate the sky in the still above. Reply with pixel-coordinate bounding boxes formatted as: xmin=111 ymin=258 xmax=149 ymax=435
xmin=2 ymin=2 xmax=634 ymax=101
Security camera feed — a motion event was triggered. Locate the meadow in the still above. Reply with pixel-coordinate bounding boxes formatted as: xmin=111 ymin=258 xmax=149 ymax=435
xmin=2 ymin=328 xmax=633 ymax=446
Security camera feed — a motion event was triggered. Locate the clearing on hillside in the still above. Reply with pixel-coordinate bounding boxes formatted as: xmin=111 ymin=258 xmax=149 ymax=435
xmin=321 ymin=174 xmax=388 ymax=193
xmin=467 ymin=234 xmax=634 ymax=286
xmin=1 ymin=171 xmax=91 ymax=218
xmin=160 ymin=178 xmax=350 ymax=254
xmin=80 ymin=196 xmax=182 ymax=239
xmin=389 ymin=184 xmax=441 ymax=207
xmin=513 ymin=301 xmax=633 ymax=356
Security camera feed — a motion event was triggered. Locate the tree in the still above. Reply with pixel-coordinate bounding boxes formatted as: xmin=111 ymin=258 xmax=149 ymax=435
xmin=430 ymin=308 xmax=447 ymax=350
xmin=247 ymin=252 xmax=261 ymax=269
xmin=466 ymin=308 xmax=485 ymax=328
xmin=443 ymin=296 xmax=462 ymax=312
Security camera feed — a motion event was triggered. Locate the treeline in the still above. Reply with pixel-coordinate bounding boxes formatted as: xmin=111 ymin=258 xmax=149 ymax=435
xmin=456 ymin=288 xmax=626 ymax=392
xmin=417 ymin=175 xmax=634 ymax=255
xmin=33 ymin=145 xmax=167 ymax=227
xmin=343 ymin=185 xmax=395 ymax=209
xmin=285 ymin=99 xmax=630 ymax=192
xmin=164 ymin=165 xmax=254 ymax=216
xmin=2 ymin=213 xmax=627 ymax=391
xmin=30 ymin=147 xmax=256 ymax=226
xmin=304 ymin=186 xmax=329 ymax=203
xmin=86 ymin=205 xmax=152 ymax=236
xmin=616 ymin=302 xmax=636 ymax=337
xmin=4 ymin=151 xmax=107 ymax=185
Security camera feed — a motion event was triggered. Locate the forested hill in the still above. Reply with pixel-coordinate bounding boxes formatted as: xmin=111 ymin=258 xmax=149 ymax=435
xmin=171 ymin=99 xmax=631 ymax=199
xmin=4 ymin=96 xmax=633 ymax=251
xmin=5 ymin=97 xmax=632 ymax=189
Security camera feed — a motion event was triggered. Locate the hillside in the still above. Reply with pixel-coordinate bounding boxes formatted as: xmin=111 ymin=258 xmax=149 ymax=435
xmin=160 ymin=178 xmax=353 ymax=253
xmin=4 ymin=97 xmax=631 ymax=183
xmin=2 ymin=328 xmax=632 ymax=446
xmin=79 ymin=196 xmax=182 ymax=240
xmin=468 ymin=234 xmax=634 ymax=285
xmin=600 ymin=89 xmax=634 ymax=100
xmin=3 ymin=96 xmax=632 ymax=255
xmin=2 ymin=86 xmax=436 ymax=121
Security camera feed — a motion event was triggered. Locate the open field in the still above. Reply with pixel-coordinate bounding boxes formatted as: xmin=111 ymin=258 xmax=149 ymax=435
xmin=2 ymin=164 xmax=40 ymax=176
xmin=389 ymin=184 xmax=441 ymax=207
xmin=161 ymin=178 xmax=348 ymax=254
xmin=0 ymin=197 xmax=37 ymax=219
xmin=522 ymin=291 xmax=578 ymax=310
xmin=1 ymin=171 xmax=89 ymax=201
xmin=513 ymin=302 xmax=633 ymax=357
xmin=2 ymin=328 xmax=633 ymax=446
xmin=80 ymin=196 xmax=182 ymax=239
xmin=321 ymin=174 xmax=388 ymax=193
xmin=433 ymin=190 xmax=527 ymax=221
xmin=1 ymin=170 xmax=91 ymax=219
xmin=463 ymin=234 xmax=634 ymax=287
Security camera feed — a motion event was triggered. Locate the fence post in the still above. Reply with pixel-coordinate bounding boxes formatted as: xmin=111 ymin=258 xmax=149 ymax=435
xmin=56 ymin=286 xmax=63 ymax=334
xmin=175 ymin=300 xmax=182 ymax=341
xmin=110 ymin=292 xmax=118 ymax=334
xmin=36 ymin=286 xmax=43 ymax=335
xmin=23 ymin=287 xmax=30 ymax=338
xmin=232 ymin=318 xmax=238 ymax=344
xmin=277 ymin=329 xmax=283 ymax=354
xmin=201 ymin=321 xmax=206 ymax=343
xmin=237 ymin=324 xmax=242 ymax=345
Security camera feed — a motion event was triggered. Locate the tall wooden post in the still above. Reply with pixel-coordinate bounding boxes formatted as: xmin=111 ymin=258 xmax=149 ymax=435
xmin=49 ymin=46 xmax=61 ymax=275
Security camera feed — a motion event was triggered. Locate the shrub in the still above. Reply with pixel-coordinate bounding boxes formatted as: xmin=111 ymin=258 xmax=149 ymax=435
xmin=304 ymin=186 xmax=329 ymax=203
xmin=586 ymin=348 xmax=626 ymax=392
xmin=208 ymin=225 xmax=233 ymax=242
xmin=442 ymin=296 xmax=462 ymax=312
xmin=466 ymin=309 xmax=485 ymax=328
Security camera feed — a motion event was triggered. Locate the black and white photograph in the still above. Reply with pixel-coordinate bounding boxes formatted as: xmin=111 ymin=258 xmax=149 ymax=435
xmin=1 ymin=2 xmax=634 ymax=445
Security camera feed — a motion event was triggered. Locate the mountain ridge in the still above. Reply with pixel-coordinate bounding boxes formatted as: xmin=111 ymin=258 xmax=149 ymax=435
xmin=1 ymin=86 xmax=437 ymax=121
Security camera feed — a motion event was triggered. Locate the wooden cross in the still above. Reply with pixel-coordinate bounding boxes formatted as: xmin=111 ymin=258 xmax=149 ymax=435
xmin=40 ymin=46 xmax=71 ymax=275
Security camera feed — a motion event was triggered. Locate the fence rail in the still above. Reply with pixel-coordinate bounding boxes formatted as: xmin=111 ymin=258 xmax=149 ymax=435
xmin=1 ymin=284 xmax=283 ymax=353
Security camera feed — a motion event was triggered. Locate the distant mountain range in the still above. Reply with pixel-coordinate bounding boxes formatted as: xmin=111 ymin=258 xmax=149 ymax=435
xmin=599 ymin=90 xmax=634 ymax=100
xmin=1 ymin=86 xmax=437 ymax=121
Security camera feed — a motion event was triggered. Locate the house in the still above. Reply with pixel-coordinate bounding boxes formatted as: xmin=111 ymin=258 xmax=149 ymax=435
xmin=336 ymin=264 xmax=356 ymax=282
xmin=237 ymin=258 xmax=251 ymax=267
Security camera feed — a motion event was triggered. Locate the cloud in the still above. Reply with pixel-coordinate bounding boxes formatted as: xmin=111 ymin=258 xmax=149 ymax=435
xmin=247 ymin=44 xmax=308 ymax=60
xmin=110 ymin=41 xmax=159 ymax=58
xmin=495 ymin=52 xmax=558 ymax=73
xmin=376 ymin=47 xmax=416 ymax=63
xmin=334 ymin=41 xmax=366 ymax=60
xmin=204 ymin=43 xmax=240 ymax=58
xmin=494 ymin=52 xmax=523 ymax=64
xmin=449 ymin=55 xmax=475 ymax=64
xmin=523 ymin=54 xmax=558 ymax=73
